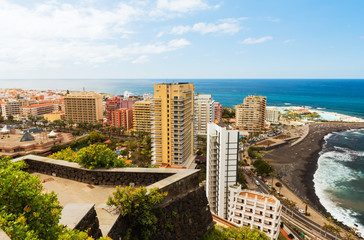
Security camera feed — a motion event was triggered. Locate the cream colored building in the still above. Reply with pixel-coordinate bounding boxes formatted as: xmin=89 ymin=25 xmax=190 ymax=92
xmin=133 ymin=100 xmax=151 ymax=133
xmin=1 ymin=99 xmax=35 ymax=120
xmin=64 ymin=91 xmax=103 ymax=123
xmin=44 ymin=112 xmax=66 ymax=122
xmin=228 ymin=186 xmax=282 ymax=240
xmin=194 ymin=93 xmax=214 ymax=136
xmin=236 ymin=96 xmax=267 ymax=132
xmin=266 ymin=109 xmax=279 ymax=124
xmin=21 ymin=103 xmax=59 ymax=118
xmin=151 ymin=83 xmax=195 ymax=166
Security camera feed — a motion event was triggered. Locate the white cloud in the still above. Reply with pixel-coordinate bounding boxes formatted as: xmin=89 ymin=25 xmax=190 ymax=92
xmin=171 ymin=18 xmax=243 ymax=35
xmin=0 ymin=1 xmax=193 ymax=70
xmin=361 ymin=36 xmax=364 ymax=39
xmin=266 ymin=17 xmax=280 ymax=23
xmin=156 ymin=0 xmax=209 ymax=13
xmin=132 ymin=55 xmax=150 ymax=64
xmin=284 ymin=39 xmax=294 ymax=44
xmin=241 ymin=36 xmax=273 ymax=44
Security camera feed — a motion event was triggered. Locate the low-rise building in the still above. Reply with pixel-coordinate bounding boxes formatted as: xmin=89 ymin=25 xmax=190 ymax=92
xmin=21 ymin=103 xmax=59 ymax=118
xmin=228 ymin=186 xmax=282 ymax=240
xmin=44 ymin=112 xmax=66 ymax=122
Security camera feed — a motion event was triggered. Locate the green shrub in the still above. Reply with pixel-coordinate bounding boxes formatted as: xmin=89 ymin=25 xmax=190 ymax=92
xmin=107 ymin=186 xmax=167 ymax=240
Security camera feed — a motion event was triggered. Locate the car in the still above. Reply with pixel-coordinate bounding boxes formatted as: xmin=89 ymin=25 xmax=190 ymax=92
xmin=255 ymin=180 xmax=260 ymax=186
xmin=298 ymin=209 xmax=305 ymax=214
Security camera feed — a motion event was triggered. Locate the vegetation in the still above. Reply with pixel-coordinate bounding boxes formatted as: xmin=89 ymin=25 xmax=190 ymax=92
xmin=253 ymin=159 xmax=274 ymax=176
xmin=237 ymin=169 xmax=248 ymax=189
xmin=248 ymin=146 xmax=261 ymax=159
xmin=221 ymin=107 xmax=235 ymax=119
xmin=107 ymin=186 xmax=167 ymax=240
xmin=50 ymin=144 xmax=129 ymax=169
xmin=51 ymin=131 xmax=105 ymax=153
xmin=0 ymin=157 xmax=100 ymax=239
xmin=203 ymin=225 xmax=269 ymax=240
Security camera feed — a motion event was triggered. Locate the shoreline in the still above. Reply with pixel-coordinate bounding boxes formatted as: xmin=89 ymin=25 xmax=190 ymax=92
xmin=267 ymin=105 xmax=364 ymax=122
xmin=264 ymin=122 xmax=364 ymax=223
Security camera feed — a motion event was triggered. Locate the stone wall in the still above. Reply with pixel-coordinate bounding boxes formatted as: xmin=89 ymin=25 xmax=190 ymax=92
xmin=14 ymin=155 xmax=213 ymax=239
xmin=60 ymin=203 xmax=102 ymax=239
xmin=21 ymin=156 xmax=173 ymax=187
xmin=108 ymin=186 xmax=213 ymax=240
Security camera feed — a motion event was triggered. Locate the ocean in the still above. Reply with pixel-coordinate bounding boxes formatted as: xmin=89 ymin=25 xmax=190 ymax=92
xmin=1 ymin=79 xmax=364 ymax=118
xmin=314 ymin=129 xmax=364 ymax=236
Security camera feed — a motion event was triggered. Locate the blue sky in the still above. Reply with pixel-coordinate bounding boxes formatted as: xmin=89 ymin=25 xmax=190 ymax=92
xmin=0 ymin=0 xmax=363 ymax=79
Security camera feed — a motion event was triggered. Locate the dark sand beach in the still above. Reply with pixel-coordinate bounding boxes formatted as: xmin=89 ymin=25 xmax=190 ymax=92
xmin=264 ymin=122 xmax=364 ymax=214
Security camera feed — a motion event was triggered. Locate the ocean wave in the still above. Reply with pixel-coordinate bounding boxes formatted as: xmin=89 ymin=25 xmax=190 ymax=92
xmin=334 ymin=146 xmax=364 ymax=157
xmin=314 ymin=154 xmax=364 ymax=235
xmin=284 ymin=102 xmax=291 ymax=105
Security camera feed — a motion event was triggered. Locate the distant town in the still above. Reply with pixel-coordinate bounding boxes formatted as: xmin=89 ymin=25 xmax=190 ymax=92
xmin=1 ymin=84 xmax=363 ymax=240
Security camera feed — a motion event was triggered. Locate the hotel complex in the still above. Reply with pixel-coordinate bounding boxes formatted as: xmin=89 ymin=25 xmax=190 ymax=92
xmin=151 ymin=83 xmax=195 ymax=166
xmin=194 ymin=93 xmax=215 ymax=136
xmin=64 ymin=91 xmax=103 ymax=123
xmin=111 ymin=108 xmax=133 ymax=130
xmin=206 ymin=123 xmax=239 ymax=219
xmin=236 ymin=95 xmax=267 ymax=131
xmin=133 ymin=100 xmax=152 ymax=132
xmin=21 ymin=103 xmax=59 ymax=118
xmin=228 ymin=186 xmax=282 ymax=240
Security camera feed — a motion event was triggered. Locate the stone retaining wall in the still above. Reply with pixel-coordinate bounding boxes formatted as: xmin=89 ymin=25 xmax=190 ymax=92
xmin=108 ymin=186 xmax=213 ymax=240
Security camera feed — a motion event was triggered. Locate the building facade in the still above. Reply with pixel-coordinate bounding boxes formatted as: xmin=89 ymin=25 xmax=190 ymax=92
xmin=206 ymin=123 xmax=239 ymax=219
xmin=228 ymin=186 xmax=282 ymax=240
xmin=133 ymin=100 xmax=151 ymax=133
xmin=194 ymin=94 xmax=214 ymax=136
xmin=1 ymin=100 xmax=35 ymax=120
xmin=21 ymin=103 xmax=59 ymax=118
xmin=236 ymin=96 xmax=267 ymax=132
xmin=64 ymin=91 xmax=103 ymax=123
xmin=266 ymin=109 xmax=279 ymax=124
xmin=111 ymin=108 xmax=133 ymax=130
xmin=214 ymin=102 xmax=223 ymax=123
xmin=151 ymin=83 xmax=195 ymax=166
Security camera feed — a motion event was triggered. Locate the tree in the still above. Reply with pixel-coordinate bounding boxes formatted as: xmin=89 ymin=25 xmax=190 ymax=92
xmin=7 ymin=115 xmax=14 ymax=121
xmin=253 ymin=159 xmax=273 ymax=176
xmin=275 ymin=182 xmax=282 ymax=193
xmin=107 ymin=186 xmax=167 ymax=240
xmin=0 ymin=157 xmax=92 ymax=240
xmin=76 ymin=144 xmax=128 ymax=169
xmin=203 ymin=225 xmax=269 ymax=240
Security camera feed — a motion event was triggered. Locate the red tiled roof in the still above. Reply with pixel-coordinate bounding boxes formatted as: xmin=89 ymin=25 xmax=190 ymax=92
xmin=21 ymin=102 xmax=57 ymax=108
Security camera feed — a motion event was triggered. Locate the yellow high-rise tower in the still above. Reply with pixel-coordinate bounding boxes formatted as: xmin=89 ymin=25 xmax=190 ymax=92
xmin=151 ymin=83 xmax=195 ymax=166
xmin=133 ymin=100 xmax=151 ymax=133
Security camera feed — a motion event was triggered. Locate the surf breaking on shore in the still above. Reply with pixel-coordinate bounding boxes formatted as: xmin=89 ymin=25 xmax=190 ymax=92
xmin=313 ymin=129 xmax=364 ymax=236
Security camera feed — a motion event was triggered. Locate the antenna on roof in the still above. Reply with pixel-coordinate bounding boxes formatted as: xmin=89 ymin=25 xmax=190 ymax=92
xmin=83 ymin=87 xmax=85 ymax=92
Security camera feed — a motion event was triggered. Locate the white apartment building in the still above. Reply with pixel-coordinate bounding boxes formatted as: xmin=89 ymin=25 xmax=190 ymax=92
xmin=21 ymin=103 xmax=59 ymax=118
xmin=206 ymin=123 xmax=239 ymax=219
xmin=194 ymin=94 xmax=215 ymax=136
xmin=266 ymin=109 xmax=280 ymax=124
xmin=228 ymin=186 xmax=282 ymax=240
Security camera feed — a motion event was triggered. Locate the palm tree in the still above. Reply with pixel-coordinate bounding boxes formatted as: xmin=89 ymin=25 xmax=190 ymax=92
xmin=301 ymin=200 xmax=309 ymax=215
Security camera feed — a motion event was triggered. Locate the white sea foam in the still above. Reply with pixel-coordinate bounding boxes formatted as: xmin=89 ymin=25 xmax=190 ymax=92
xmin=314 ymin=150 xmax=364 ymax=236
xmin=334 ymin=146 xmax=364 ymax=157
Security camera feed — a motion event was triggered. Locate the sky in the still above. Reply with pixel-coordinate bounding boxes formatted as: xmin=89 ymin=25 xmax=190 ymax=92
xmin=0 ymin=0 xmax=364 ymax=79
